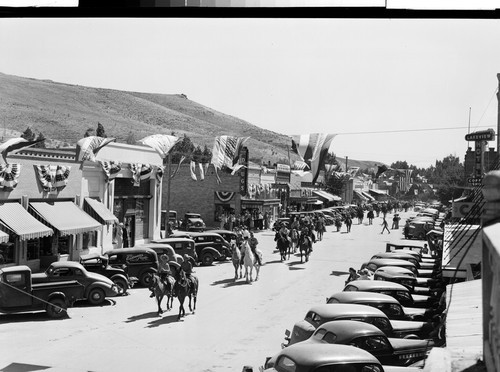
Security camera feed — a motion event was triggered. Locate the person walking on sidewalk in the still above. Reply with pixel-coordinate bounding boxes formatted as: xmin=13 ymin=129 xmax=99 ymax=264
xmin=381 ymin=217 xmax=390 ymax=234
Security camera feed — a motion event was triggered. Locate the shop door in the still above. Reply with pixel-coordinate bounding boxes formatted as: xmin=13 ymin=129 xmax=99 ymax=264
xmin=124 ymin=214 xmax=135 ymax=248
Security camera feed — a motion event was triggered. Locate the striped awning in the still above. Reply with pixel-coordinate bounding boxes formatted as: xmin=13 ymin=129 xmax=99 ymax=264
xmin=29 ymin=201 xmax=102 ymax=236
xmin=313 ymin=190 xmax=342 ymax=202
xmin=0 ymin=202 xmax=53 ymax=240
xmin=83 ymin=198 xmax=118 ymax=226
xmin=0 ymin=230 xmax=9 ymax=243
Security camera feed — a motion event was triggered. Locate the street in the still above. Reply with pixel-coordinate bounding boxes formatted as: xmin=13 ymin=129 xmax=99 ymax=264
xmin=0 ymin=210 xmax=416 ymax=372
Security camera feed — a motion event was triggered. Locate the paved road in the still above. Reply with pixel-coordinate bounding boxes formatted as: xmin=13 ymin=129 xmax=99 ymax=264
xmin=0 ymin=210 xmax=418 ymax=372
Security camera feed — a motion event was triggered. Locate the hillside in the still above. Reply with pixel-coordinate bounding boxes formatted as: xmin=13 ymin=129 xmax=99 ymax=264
xmin=0 ymin=72 xmax=383 ymax=169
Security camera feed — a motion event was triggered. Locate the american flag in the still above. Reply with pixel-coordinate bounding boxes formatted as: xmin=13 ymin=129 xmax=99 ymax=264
xmin=76 ymin=136 xmax=116 ymax=162
xmin=291 ymin=133 xmax=336 ymax=184
xmin=397 ymin=169 xmax=413 ymax=192
xmin=0 ymin=138 xmax=45 ymax=165
xmin=210 ymin=136 xmax=249 ymax=183
xmin=137 ymin=134 xmax=180 ymax=159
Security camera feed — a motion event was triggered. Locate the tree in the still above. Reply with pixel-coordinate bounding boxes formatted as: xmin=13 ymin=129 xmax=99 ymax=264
xmin=125 ymin=131 xmax=136 ymax=145
xmin=171 ymin=134 xmax=195 ymax=163
xmin=33 ymin=132 xmax=46 ymax=148
xmin=428 ymin=155 xmax=465 ymax=204
xmin=201 ymin=145 xmax=212 ymax=163
xmin=84 ymin=128 xmax=95 ymax=137
xmin=21 ymin=127 xmax=35 ymax=141
xmin=96 ymin=122 xmax=107 ymax=138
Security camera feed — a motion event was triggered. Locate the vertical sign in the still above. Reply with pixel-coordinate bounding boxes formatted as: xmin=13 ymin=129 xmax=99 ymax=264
xmin=239 ymin=146 xmax=248 ymax=196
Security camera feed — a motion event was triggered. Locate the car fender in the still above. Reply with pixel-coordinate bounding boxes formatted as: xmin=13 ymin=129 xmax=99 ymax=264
xmin=199 ymin=247 xmax=222 ymax=259
xmin=110 ymin=273 xmax=131 ymax=286
xmin=85 ymin=282 xmax=114 ymax=297
xmin=47 ymin=291 xmax=68 ymax=304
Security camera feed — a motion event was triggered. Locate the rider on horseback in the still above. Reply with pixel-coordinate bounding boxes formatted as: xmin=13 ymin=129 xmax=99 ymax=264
xmin=150 ymin=254 xmax=172 ymax=298
xmin=248 ymin=231 xmax=262 ymax=266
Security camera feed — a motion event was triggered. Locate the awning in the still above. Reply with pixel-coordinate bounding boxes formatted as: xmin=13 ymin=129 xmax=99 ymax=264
xmin=361 ymin=191 xmax=376 ymax=201
xmin=369 ymin=189 xmax=388 ymax=195
xmin=353 ymin=190 xmax=368 ymax=201
xmin=0 ymin=230 xmax=9 ymax=243
xmin=313 ymin=190 xmax=342 ymax=202
xmin=0 ymin=202 xmax=53 ymax=240
xmin=84 ymin=198 xmax=118 ymax=226
xmin=313 ymin=200 xmax=323 ymax=205
xmin=29 ymin=201 xmax=102 ymax=236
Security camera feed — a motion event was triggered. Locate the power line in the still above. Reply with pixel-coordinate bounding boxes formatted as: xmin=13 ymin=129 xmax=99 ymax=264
xmin=336 ymin=125 xmax=494 ymax=136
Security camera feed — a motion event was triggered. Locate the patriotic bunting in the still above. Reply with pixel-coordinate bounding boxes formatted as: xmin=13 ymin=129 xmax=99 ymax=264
xmin=291 ymin=133 xmax=336 ymax=184
xmin=215 ymin=191 xmax=235 ymax=203
xmin=293 ymin=160 xmax=310 ymax=171
xmin=190 ymin=161 xmax=197 ymax=181
xmin=34 ymin=165 xmax=71 ymax=192
xmin=130 ymin=163 xmax=153 ymax=186
xmin=76 ymin=136 xmax=116 ymax=162
xmin=99 ymin=161 xmax=122 ymax=183
xmin=137 ymin=134 xmax=180 ymax=159
xmin=397 ymin=169 xmax=413 ymax=193
xmin=210 ymin=136 xmax=249 ymax=183
xmin=0 ymin=163 xmax=21 ymax=189
xmin=155 ymin=165 xmax=164 ymax=183
xmin=0 ymin=138 xmax=45 ymax=165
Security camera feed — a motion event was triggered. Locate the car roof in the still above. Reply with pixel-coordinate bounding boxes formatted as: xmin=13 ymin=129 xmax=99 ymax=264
xmin=368 ymin=258 xmax=416 ymax=268
xmin=0 ymin=265 xmax=30 ymax=274
xmin=313 ymin=320 xmax=384 ymax=342
xmin=207 ymin=230 xmax=236 ymax=235
xmin=344 ymin=280 xmax=409 ymax=292
xmin=328 ymin=291 xmax=400 ymax=305
xmin=372 ymin=252 xmax=416 ymax=260
xmin=190 ymin=232 xmax=223 ymax=237
xmin=308 ymin=304 xmax=387 ymax=318
xmin=80 ymin=253 xmax=107 ymax=260
xmin=274 ymin=343 xmax=380 ymax=366
xmin=104 ymin=247 xmax=157 ymax=256
xmin=49 ymin=261 xmax=85 ymax=269
xmin=375 ymin=266 xmax=415 ymax=276
xmin=151 ymin=238 xmax=194 ymax=244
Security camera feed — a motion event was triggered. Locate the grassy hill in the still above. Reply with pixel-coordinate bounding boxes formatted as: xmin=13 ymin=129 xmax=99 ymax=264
xmin=0 ymin=71 xmax=384 ymax=169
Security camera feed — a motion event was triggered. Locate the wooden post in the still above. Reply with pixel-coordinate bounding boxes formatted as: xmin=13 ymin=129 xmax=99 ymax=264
xmin=165 ymin=153 xmax=172 ymax=237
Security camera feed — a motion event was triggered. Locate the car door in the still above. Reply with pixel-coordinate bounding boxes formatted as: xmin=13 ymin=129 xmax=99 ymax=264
xmin=0 ymin=271 xmax=32 ymax=307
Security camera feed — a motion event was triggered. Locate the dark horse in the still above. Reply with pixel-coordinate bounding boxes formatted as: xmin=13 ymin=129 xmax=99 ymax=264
xmin=298 ymin=234 xmax=312 ymax=263
xmin=274 ymin=231 xmax=291 ymax=261
xmin=151 ymin=273 xmax=175 ymax=316
xmin=174 ymin=269 xmax=198 ymax=321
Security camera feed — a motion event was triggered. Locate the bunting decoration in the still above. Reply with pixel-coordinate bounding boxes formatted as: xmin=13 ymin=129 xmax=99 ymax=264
xmin=170 ymin=155 xmax=186 ymax=179
xmin=215 ymin=191 xmax=235 ymax=203
xmin=347 ymin=166 xmax=360 ymax=178
xmin=0 ymin=138 xmax=45 ymax=165
xmin=324 ymin=163 xmax=340 ymax=176
xmin=76 ymin=136 xmax=116 ymax=162
xmin=190 ymin=161 xmax=198 ymax=181
xmin=155 ymin=165 xmax=164 ymax=184
xmin=99 ymin=161 xmax=122 ymax=183
xmin=0 ymin=163 xmax=21 ymax=189
xmin=130 ymin=163 xmax=153 ymax=186
xmin=291 ymin=133 xmax=336 ymax=184
xmin=397 ymin=169 xmax=413 ymax=193
xmin=137 ymin=134 xmax=180 ymax=159
xmin=293 ymin=160 xmax=310 ymax=171
xmin=34 ymin=165 xmax=71 ymax=192
xmin=210 ymin=136 xmax=249 ymax=183
xmin=375 ymin=164 xmax=389 ymax=180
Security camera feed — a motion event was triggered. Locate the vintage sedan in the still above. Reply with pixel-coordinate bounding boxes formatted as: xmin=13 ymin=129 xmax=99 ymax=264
xmin=103 ymin=247 xmax=159 ymax=287
xmin=297 ymin=320 xmax=433 ymax=366
xmin=374 ymin=266 xmax=434 ymax=295
xmin=361 ymin=258 xmax=435 ymax=278
xmin=180 ymin=212 xmax=206 ymax=232
xmin=326 ymin=292 xmax=428 ymax=322
xmin=150 ymin=237 xmax=198 ymax=262
xmin=263 ymin=343 xmax=423 ymax=372
xmin=369 ymin=252 xmax=437 ymax=270
xmin=32 ymin=261 xmax=119 ymax=305
xmin=283 ymin=304 xmax=429 ymax=347
xmin=79 ymin=253 xmax=138 ymax=294
xmin=343 ymin=280 xmax=435 ymax=308
xmin=207 ymin=229 xmax=238 ymax=244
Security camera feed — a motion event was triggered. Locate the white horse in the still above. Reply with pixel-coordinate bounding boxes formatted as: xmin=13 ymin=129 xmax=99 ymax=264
xmin=231 ymin=240 xmax=243 ymax=281
xmin=242 ymin=241 xmax=262 ymax=283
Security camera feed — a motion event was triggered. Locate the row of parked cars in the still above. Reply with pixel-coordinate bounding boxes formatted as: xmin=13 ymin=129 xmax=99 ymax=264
xmin=260 ymin=236 xmax=445 ymax=371
xmin=0 ymin=229 xmax=236 ymax=319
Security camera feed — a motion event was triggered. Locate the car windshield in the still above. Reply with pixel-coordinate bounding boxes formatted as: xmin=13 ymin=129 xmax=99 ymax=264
xmin=395 ymin=290 xmax=412 ymax=301
xmin=352 ymin=336 xmax=391 ymax=352
xmin=306 ymin=312 xmax=323 ymax=326
xmin=368 ymin=317 xmax=392 ymax=334
xmin=344 ymin=285 xmax=358 ymax=292
xmin=312 ymin=328 xmax=337 ymax=343
xmin=378 ymin=304 xmax=403 ymax=317
xmin=276 ymin=355 xmax=297 ymax=371
xmin=313 ymin=364 xmax=383 ymax=372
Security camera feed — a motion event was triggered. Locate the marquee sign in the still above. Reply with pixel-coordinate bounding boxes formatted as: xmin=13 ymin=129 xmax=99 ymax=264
xmin=239 ymin=147 xmax=248 ymax=196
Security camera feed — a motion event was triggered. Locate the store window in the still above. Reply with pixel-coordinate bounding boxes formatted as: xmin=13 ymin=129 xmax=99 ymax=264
xmin=58 ymin=235 xmax=71 ymax=255
xmin=82 ymin=231 xmax=98 ymax=249
xmin=0 ymin=242 xmax=14 ymax=265
xmin=26 ymin=239 xmax=40 ymax=260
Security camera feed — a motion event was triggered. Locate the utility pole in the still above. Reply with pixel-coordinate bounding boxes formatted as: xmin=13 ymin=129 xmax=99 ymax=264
xmin=165 ymin=153 xmax=172 ymax=237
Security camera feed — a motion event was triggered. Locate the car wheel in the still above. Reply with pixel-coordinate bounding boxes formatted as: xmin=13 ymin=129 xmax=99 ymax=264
xmin=46 ymin=298 xmax=67 ymax=319
xmin=112 ymin=277 xmax=128 ymax=295
xmin=88 ymin=288 xmax=105 ymax=305
xmin=202 ymin=253 xmax=214 ymax=266
xmin=140 ymin=271 xmax=154 ymax=287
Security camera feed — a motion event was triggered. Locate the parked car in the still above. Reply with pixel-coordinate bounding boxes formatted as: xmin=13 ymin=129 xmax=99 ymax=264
xmin=207 ymin=229 xmax=238 ymax=244
xmin=149 ymin=237 xmax=198 ymax=262
xmin=0 ymin=265 xmax=84 ymax=318
xmin=298 ymin=320 xmax=433 ymax=366
xmin=370 ymin=252 xmax=436 ymax=270
xmin=283 ymin=304 xmax=428 ymax=347
xmin=180 ymin=213 xmax=206 ymax=232
xmin=263 ymin=343 xmax=423 ymax=372
xmin=32 ymin=261 xmax=119 ymax=305
xmin=103 ymin=247 xmax=159 ymax=287
xmin=373 ymin=266 xmax=433 ymax=295
xmin=326 ymin=291 xmax=427 ymax=321
xmin=385 ymin=243 xmax=437 ymax=263
xmin=79 ymin=253 xmax=138 ymax=294
xmin=343 ymin=279 xmax=435 ymax=308
xmin=168 ymin=231 xmax=194 ymax=239
xmin=407 ymin=220 xmax=434 ymax=240
xmin=189 ymin=231 xmax=232 ymax=265
xmin=360 ymin=258 xmax=435 ymax=278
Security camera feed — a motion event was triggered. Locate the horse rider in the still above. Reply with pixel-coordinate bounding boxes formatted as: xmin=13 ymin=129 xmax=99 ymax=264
xmin=181 ymin=253 xmax=197 ymax=277
xmin=279 ymin=223 xmax=290 ymax=240
xmin=248 ymin=231 xmax=262 ymax=266
xmin=150 ymin=254 xmax=172 ymax=297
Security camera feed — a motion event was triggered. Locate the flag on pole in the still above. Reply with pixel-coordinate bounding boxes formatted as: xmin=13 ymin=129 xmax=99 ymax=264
xmin=0 ymin=138 xmax=45 ymax=165
xmin=76 ymin=136 xmax=116 ymax=162
xmin=210 ymin=136 xmax=249 ymax=183
xmin=291 ymin=133 xmax=336 ymax=184
xmin=137 ymin=134 xmax=180 ymax=159
xmin=397 ymin=169 xmax=413 ymax=192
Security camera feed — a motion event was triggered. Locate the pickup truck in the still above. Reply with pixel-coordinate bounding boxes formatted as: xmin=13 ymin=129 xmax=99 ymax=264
xmin=0 ymin=265 xmax=84 ymax=319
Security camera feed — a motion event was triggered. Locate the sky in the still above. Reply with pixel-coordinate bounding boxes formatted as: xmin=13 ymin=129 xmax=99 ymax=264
xmin=1 ymin=17 xmax=500 ymax=168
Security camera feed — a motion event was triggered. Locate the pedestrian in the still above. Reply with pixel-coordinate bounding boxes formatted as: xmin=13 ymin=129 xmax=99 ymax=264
xmin=123 ymin=223 xmax=130 ymax=247
xmin=381 ymin=217 xmax=390 ymax=234
xmin=115 ymin=222 xmax=124 ymax=248
xmin=403 ymin=221 xmax=410 ymax=239
xmin=357 ymin=268 xmax=372 ymax=280
xmin=367 ymin=210 xmax=374 ymax=225
xmin=345 ymin=267 xmax=359 ymax=285
xmin=345 ymin=216 xmax=352 ymax=233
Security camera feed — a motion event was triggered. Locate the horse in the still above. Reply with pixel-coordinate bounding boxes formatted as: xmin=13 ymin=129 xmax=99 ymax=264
xmin=298 ymin=234 xmax=312 ymax=263
xmin=186 ymin=274 xmax=199 ymax=314
xmin=274 ymin=231 xmax=291 ymax=261
xmin=231 ymin=241 xmax=243 ymax=281
xmin=174 ymin=269 xmax=190 ymax=320
xmin=150 ymin=273 xmax=175 ymax=316
xmin=290 ymin=228 xmax=299 ymax=253
xmin=242 ymin=241 xmax=262 ymax=283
